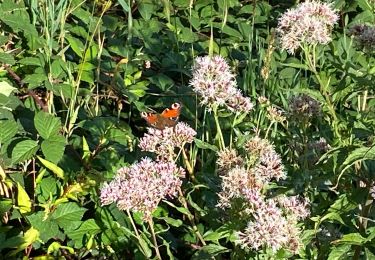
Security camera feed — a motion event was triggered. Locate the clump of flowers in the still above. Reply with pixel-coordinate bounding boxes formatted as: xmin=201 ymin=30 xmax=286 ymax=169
xmin=189 ymin=55 xmax=254 ymax=112
xmin=139 ymin=122 xmax=196 ymax=161
xmin=349 ymin=24 xmax=375 ymax=51
xmin=217 ymin=135 xmax=310 ymax=254
xmin=217 ymin=148 xmax=244 ymax=173
xmin=100 ymin=158 xmax=185 ymax=221
xmin=289 ymin=94 xmax=321 ymax=119
xmin=276 ymin=0 xmax=339 ymax=54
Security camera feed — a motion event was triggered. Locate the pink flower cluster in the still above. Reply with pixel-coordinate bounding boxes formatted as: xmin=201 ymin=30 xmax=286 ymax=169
xmin=217 ymin=136 xmax=310 ymax=253
xmin=139 ymin=122 xmax=196 ymax=161
xmin=100 ymin=158 xmax=185 ymax=221
xmin=276 ymin=0 xmax=339 ymax=54
xmin=189 ymin=55 xmax=254 ymax=113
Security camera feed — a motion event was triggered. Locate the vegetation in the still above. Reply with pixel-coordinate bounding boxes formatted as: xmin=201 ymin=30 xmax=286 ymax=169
xmin=0 ymin=0 xmax=375 ymax=258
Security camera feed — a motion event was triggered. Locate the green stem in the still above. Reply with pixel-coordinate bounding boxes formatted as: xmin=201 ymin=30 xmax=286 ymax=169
xmin=213 ymin=106 xmax=225 ymax=150
xmin=148 ymin=219 xmax=162 ymax=260
xmin=125 ymin=210 xmax=149 ymax=257
xmin=178 ymin=188 xmax=206 ymax=246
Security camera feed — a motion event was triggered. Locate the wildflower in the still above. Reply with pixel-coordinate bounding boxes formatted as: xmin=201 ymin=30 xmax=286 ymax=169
xmin=257 ymin=96 xmax=270 ymax=105
xmin=244 ymin=136 xmax=274 ymax=158
xmin=139 ymin=122 xmax=196 ymax=161
xmin=100 ymin=158 xmax=184 ymax=221
xmin=349 ymin=24 xmax=375 ymax=50
xmin=189 ymin=55 xmax=253 ymax=112
xmin=289 ymin=94 xmax=321 ymax=119
xmin=276 ymin=0 xmax=339 ymax=54
xmin=278 ymin=195 xmax=310 ymax=220
xmin=236 ymin=199 xmax=305 ymax=253
xmin=267 ymin=106 xmax=286 ymax=123
xmin=217 ymin=148 xmax=244 ymax=173
xmin=217 ymin=167 xmax=264 ymax=210
xmin=308 ymin=137 xmax=330 ymax=153
xmin=255 ymin=150 xmax=286 ymax=181
xmin=236 ymin=199 xmax=289 ymax=252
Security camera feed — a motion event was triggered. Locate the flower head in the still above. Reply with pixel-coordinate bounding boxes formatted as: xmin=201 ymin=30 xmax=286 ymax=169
xmin=236 ymin=199 xmax=304 ymax=253
xmin=100 ymin=158 xmax=185 ymax=220
xmin=276 ymin=0 xmax=339 ymax=54
xmin=190 ymin=55 xmax=253 ymax=112
xmin=217 ymin=148 xmax=244 ymax=173
xmin=217 ymin=167 xmax=264 ymax=210
xmin=255 ymin=150 xmax=286 ymax=182
xmin=349 ymin=24 xmax=375 ymax=51
xmin=139 ymin=122 xmax=196 ymax=161
xmin=289 ymin=94 xmax=321 ymax=119
xmin=278 ymin=195 xmax=310 ymax=220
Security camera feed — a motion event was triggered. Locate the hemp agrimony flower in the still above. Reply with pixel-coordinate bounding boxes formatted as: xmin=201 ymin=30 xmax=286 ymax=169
xmin=139 ymin=122 xmax=196 ymax=161
xmin=100 ymin=158 xmax=185 ymax=221
xmin=276 ymin=0 xmax=339 ymax=54
xmin=190 ymin=55 xmax=253 ymax=113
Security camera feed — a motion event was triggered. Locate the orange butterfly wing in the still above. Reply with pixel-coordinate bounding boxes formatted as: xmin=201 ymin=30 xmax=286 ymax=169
xmin=160 ymin=103 xmax=181 ymax=119
xmin=142 ymin=103 xmax=181 ymax=129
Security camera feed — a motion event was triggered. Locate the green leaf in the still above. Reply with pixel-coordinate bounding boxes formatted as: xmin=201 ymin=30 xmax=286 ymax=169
xmin=37 ymin=176 xmax=58 ymax=202
xmin=51 ymin=202 xmax=87 ymax=228
xmin=41 ymin=135 xmax=66 ymax=164
xmin=34 ymin=111 xmax=61 ymax=139
xmin=12 ymin=140 xmax=39 ymax=164
xmin=9 ymin=227 xmax=40 ymax=256
xmin=23 ymin=73 xmax=47 ymax=88
xmin=0 ymin=52 xmax=15 ymax=65
xmin=26 ymin=212 xmax=63 ymax=242
xmin=0 ymin=120 xmax=18 ymax=144
xmin=340 ymin=146 xmax=375 ymax=174
xmin=335 ymin=233 xmax=366 ymax=245
xmin=16 ymin=182 xmax=31 ymax=214
xmin=37 ymin=156 xmax=64 ymax=179
xmin=66 ymin=36 xmax=84 ymax=58
xmin=0 ymin=81 xmax=17 ymax=96
xmin=138 ymin=0 xmax=158 ymax=20
xmin=18 ymin=57 xmax=42 ymax=66
xmin=194 ymin=138 xmax=219 ymax=152
xmin=66 ymin=219 xmax=101 ymax=248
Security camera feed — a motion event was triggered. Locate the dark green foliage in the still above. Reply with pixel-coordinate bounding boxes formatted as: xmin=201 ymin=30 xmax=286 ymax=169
xmin=0 ymin=0 xmax=374 ymax=259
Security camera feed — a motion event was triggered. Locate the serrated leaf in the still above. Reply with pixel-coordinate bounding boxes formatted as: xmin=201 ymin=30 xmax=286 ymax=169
xmin=26 ymin=212 xmax=63 ymax=242
xmin=12 ymin=140 xmax=39 ymax=164
xmin=41 ymin=135 xmax=66 ymax=164
xmin=0 ymin=120 xmax=18 ymax=144
xmin=66 ymin=219 xmax=101 ymax=248
xmin=51 ymin=202 xmax=87 ymax=228
xmin=16 ymin=182 xmax=31 ymax=214
xmin=34 ymin=111 xmax=61 ymax=139
xmin=0 ymin=81 xmax=17 ymax=96
xmin=0 ymin=52 xmax=15 ymax=65
xmin=18 ymin=57 xmax=42 ymax=66
xmin=37 ymin=156 xmax=64 ymax=179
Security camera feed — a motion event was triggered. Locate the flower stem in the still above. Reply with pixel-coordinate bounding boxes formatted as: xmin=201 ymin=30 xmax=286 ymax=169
xmin=126 ymin=210 xmax=149 ymax=257
xmin=178 ymin=188 xmax=206 ymax=246
xmin=181 ymin=147 xmax=195 ymax=181
xmin=213 ymin=106 xmax=225 ymax=150
xmin=148 ymin=219 xmax=162 ymax=260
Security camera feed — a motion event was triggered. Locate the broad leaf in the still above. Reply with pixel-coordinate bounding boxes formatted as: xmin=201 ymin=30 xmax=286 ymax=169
xmin=34 ymin=111 xmax=61 ymax=140
xmin=12 ymin=140 xmax=39 ymax=164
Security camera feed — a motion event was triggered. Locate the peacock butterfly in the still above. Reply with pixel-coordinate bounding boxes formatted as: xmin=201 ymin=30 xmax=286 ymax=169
xmin=141 ymin=103 xmax=181 ymax=129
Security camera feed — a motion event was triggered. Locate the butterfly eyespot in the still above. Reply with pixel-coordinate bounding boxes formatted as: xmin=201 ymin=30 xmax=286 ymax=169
xmin=141 ymin=112 xmax=148 ymax=118
xmin=171 ymin=103 xmax=181 ymax=109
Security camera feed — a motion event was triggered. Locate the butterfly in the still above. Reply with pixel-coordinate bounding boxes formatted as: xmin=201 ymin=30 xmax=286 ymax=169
xmin=141 ymin=103 xmax=182 ymax=130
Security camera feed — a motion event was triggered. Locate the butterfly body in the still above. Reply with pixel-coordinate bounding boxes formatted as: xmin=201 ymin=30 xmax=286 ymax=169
xmin=141 ymin=103 xmax=181 ymax=130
